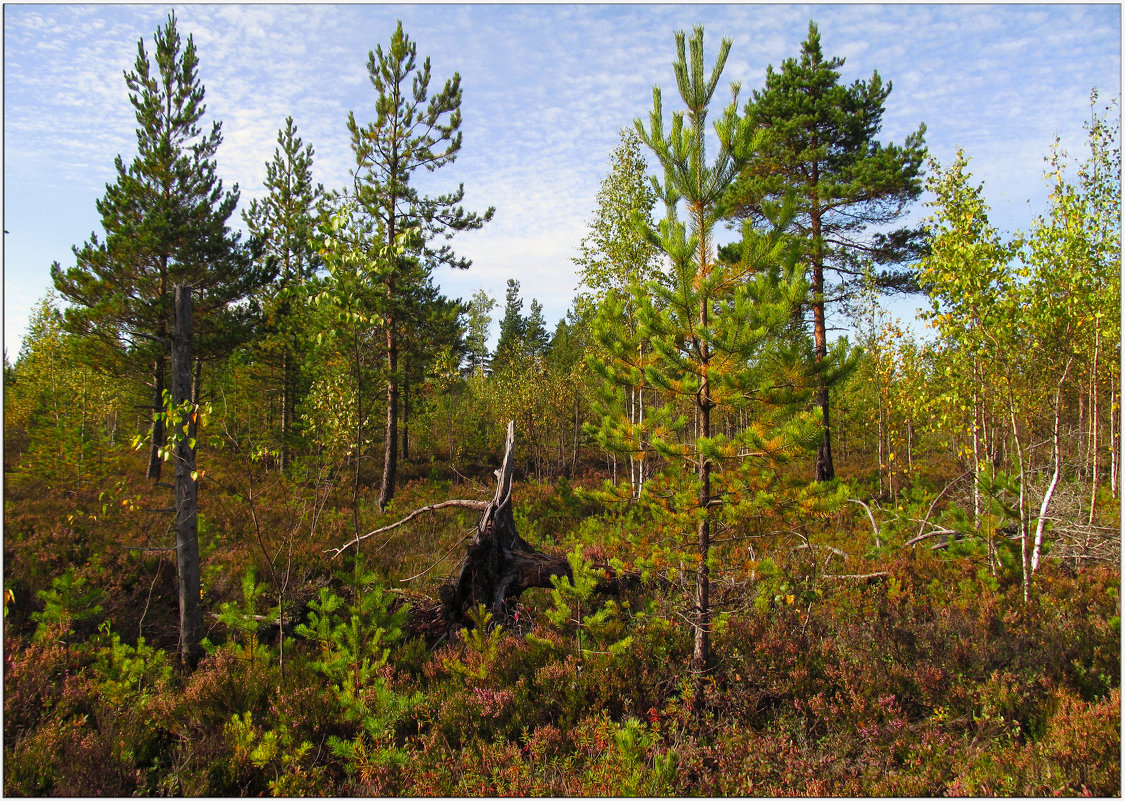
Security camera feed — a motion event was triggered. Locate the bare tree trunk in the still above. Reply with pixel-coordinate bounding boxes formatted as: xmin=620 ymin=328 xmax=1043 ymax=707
xmin=877 ymin=384 xmax=885 ymax=497
xmin=1088 ymin=328 xmax=1100 ymax=525
xmin=1033 ymin=360 xmax=1073 ymax=571
xmin=281 ymin=349 xmax=292 ymax=472
xmin=572 ymin=398 xmax=581 ymax=475
xmin=810 ymin=201 xmax=834 ymax=482
xmin=906 ymin=418 xmax=914 ymax=472
xmin=693 ymin=294 xmax=712 ymax=713
xmin=402 ymin=371 xmax=410 ymax=463
xmin=971 ymin=382 xmax=982 ymax=528
xmin=1078 ymin=392 xmax=1088 ymax=480
xmin=172 ymin=285 xmax=202 ymax=670
xmin=1004 ymin=382 xmax=1030 ymax=604
xmin=1111 ymin=372 xmax=1120 ymax=499
xmin=352 ymin=325 xmax=363 ymax=543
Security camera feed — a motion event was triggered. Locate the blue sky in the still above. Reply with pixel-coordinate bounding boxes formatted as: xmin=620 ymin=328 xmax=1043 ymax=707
xmin=4 ymin=3 xmax=1121 ymax=353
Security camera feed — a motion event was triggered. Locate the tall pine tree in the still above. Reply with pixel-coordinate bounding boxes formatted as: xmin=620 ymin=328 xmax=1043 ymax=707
xmin=347 ymin=20 xmax=494 ymax=510
xmin=731 ymin=21 xmax=926 ymax=481
xmin=243 ymin=116 xmax=326 ymax=469
xmin=51 ymin=12 xmax=268 ymax=481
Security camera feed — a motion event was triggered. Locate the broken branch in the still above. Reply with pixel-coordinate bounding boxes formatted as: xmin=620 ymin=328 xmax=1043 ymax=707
xmin=329 ymin=499 xmax=488 ymax=558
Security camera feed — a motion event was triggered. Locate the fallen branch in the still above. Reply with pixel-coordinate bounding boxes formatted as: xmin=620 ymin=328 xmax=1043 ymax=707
xmin=399 ymin=531 xmax=474 ymax=583
xmin=328 ymin=499 xmax=488 ymax=558
xmin=791 ymin=542 xmax=849 ymax=561
xmin=903 ymin=528 xmax=960 ymax=548
xmin=848 ymin=498 xmax=881 ymax=548
xmin=823 ymin=572 xmax=890 ymax=580
xmin=917 ymin=469 xmax=972 ymax=543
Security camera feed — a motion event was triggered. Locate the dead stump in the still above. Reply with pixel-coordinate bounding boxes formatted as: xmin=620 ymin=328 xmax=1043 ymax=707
xmin=440 ymin=421 xmax=572 ymax=625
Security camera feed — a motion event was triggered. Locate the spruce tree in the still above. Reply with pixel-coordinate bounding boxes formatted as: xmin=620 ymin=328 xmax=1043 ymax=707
xmin=524 ymin=299 xmax=551 ymax=359
xmin=51 ymin=12 xmax=267 ymax=481
xmin=492 ymin=278 xmax=526 ymax=371
xmin=731 ymin=21 xmax=926 ymax=481
xmin=347 ymin=20 xmax=494 ymax=511
xmin=243 ymin=116 xmax=326 ymax=469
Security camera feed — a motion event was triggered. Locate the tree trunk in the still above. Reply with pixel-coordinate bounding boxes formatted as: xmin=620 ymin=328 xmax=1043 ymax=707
xmin=971 ymin=366 xmax=982 ymax=528
xmin=281 ymin=349 xmax=292 ymax=472
xmin=379 ymin=317 xmax=399 ymax=512
xmin=1005 ymin=382 xmax=1030 ymax=604
xmin=402 ymin=371 xmax=410 ymax=463
xmin=1088 ymin=328 xmax=1100 ymax=525
xmin=172 ymin=285 xmax=203 ymax=670
xmin=1033 ymin=359 xmax=1073 ymax=571
xmin=351 ymin=324 xmax=363 ymax=543
xmin=1111 ymin=372 xmax=1119 ymax=499
xmin=442 ymin=421 xmax=572 ymax=625
xmin=877 ymin=384 xmax=885 ymax=497
xmin=693 ymin=294 xmax=712 ymax=713
xmin=147 ymin=356 xmax=166 ymax=481
xmin=810 ymin=168 xmax=834 ymax=482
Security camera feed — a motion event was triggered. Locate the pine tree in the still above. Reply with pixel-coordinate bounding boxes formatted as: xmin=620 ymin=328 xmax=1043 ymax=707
xmin=243 ymin=116 xmax=326 ymax=469
xmin=347 ymin=20 xmax=494 ymax=511
xmin=51 ymin=12 xmax=267 ymax=481
xmin=624 ymin=25 xmax=827 ymax=713
xmin=731 ymin=20 xmax=927 ymax=481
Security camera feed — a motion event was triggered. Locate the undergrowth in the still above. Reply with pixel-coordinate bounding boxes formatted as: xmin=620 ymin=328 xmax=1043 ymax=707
xmin=3 ymin=447 xmax=1119 ymax=796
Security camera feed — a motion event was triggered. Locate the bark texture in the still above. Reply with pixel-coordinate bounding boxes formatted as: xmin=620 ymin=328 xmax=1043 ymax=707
xmin=172 ymin=285 xmax=203 ymax=670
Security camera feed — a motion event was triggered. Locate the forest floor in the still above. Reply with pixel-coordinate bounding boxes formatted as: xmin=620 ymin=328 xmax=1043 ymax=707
xmin=3 ymin=444 xmax=1120 ymax=796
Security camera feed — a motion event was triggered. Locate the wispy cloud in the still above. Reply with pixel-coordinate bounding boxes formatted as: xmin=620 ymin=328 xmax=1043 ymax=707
xmin=4 ymin=4 xmax=1120 ymax=349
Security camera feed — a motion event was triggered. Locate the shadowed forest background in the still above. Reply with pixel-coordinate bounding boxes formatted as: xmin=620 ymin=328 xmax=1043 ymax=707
xmin=3 ymin=14 xmax=1120 ymax=796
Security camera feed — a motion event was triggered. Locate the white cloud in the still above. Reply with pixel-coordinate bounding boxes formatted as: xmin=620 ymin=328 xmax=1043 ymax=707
xmin=4 ymin=4 xmax=1121 ymax=350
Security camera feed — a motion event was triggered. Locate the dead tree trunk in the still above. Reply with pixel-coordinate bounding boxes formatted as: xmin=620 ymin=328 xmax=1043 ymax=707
xmin=441 ymin=421 xmax=572 ymax=624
